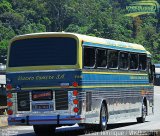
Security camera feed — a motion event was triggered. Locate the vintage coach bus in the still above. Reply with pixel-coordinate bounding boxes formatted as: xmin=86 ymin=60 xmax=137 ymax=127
xmin=6 ymin=32 xmax=154 ymax=135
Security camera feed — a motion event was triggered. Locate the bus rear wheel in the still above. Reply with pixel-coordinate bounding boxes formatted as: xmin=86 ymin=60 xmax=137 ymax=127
xmin=98 ymin=103 xmax=108 ymax=131
xmin=33 ymin=125 xmax=56 ymax=136
xmin=137 ymin=103 xmax=147 ymax=123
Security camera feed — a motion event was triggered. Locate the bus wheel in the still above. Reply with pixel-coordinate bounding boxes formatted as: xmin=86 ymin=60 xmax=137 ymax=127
xmin=33 ymin=125 xmax=56 ymax=136
xmin=99 ymin=103 xmax=108 ymax=131
xmin=137 ymin=103 xmax=147 ymax=123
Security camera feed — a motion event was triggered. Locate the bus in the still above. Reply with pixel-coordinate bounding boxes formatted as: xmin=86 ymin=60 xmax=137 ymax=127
xmin=6 ymin=32 xmax=154 ymax=135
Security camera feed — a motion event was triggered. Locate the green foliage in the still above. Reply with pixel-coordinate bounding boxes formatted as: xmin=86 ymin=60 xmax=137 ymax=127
xmin=0 ymin=23 xmax=15 ymax=39
xmin=19 ymin=23 xmax=46 ymax=34
xmin=0 ymin=0 xmax=13 ymax=14
xmin=0 ymin=0 xmax=160 ymax=63
xmin=0 ymin=39 xmax=8 ymax=50
xmin=0 ymin=39 xmax=8 ymax=62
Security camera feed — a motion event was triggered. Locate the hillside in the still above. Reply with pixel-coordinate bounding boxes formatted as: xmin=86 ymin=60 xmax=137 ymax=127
xmin=0 ymin=0 xmax=160 ymax=63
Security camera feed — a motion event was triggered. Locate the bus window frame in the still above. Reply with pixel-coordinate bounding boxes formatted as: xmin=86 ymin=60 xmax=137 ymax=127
xmin=96 ymin=48 xmax=107 ymax=69
xmin=83 ymin=46 xmax=96 ymax=69
xmin=119 ymin=51 xmax=129 ymax=70
xmin=108 ymin=50 xmax=119 ymax=70
xmin=138 ymin=54 xmax=147 ymax=71
xmin=129 ymin=53 xmax=139 ymax=71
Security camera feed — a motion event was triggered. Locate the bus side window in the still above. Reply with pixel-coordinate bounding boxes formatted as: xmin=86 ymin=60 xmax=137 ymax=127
xmin=108 ymin=50 xmax=118 ymax=69
xmin=83 ymin=47 xmax=96 ymax=68
xmin=139 ymin=54 xmax=147 ymax=70
xmin=97 ymin=49 xmax=107 ymax=68
xmin=119 ymin=52 xmax=129 ymax=70
xmin=130 ymin=53 xmax=138 ymax=70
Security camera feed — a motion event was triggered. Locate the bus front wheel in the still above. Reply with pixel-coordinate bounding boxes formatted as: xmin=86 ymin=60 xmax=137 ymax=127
xmin=33 ymin=125 xmax=56 ymax=136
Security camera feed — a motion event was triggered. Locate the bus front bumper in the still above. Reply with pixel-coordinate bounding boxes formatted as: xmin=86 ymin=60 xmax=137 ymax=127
xmin=8 ymin=115 xmax=85 ymax=125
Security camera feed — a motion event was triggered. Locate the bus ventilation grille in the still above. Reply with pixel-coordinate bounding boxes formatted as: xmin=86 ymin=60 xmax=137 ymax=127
xmin=55 ymin=90 xmax=68 ymax=110
xmin=17 ymin=92 xmax=30 ymax=111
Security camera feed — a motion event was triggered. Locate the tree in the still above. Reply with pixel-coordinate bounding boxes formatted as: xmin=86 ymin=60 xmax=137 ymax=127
xmin=0 ymin=0 xmax=160 ymax=63
xmin=19 ymin=23 xmax=46 ymax=34
xmin=47 ymin=0 xmax=72 ymax=31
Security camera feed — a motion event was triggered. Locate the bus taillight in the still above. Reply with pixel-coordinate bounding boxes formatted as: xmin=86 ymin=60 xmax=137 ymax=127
xmin=7 ymin=101 xmax=13 ymax=107
xmin=73 ymin=99 xmax=79 ymax=104
xmin=73 ymin=90 xmax=78 ymax=96
xmin=7 ymin=110 xmax=13 ymax=115
xmin=72 ymin=82 xmax=78 ymax=87
xmin=7 ymin=93 xmax=13 ymax=98
xmin=73 ymin=107 xmax=79 ymax=113
xmin=6 ymin=84 xmax=12 ymax=91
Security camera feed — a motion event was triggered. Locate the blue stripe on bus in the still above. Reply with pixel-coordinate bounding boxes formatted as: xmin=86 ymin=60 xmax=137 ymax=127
xmin=82 ymin=73 xmax=149 ymax=85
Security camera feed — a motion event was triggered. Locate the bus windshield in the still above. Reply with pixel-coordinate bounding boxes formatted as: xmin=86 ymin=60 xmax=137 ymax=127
xmin=9 ymin=37 xmax=77 ymax=67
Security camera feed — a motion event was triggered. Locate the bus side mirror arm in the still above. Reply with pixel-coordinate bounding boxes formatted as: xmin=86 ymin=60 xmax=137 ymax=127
xmin=151 ymin=64 xmax=155 ymax=84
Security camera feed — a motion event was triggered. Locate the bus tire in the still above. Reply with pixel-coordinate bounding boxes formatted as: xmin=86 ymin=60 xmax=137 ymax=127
xmin=98 ymin=103 xmax=108 ymax=131
xmin=137 ymin=102 xmax=147 ymax=123
xmin=33 ymin=125 xmax=56 ymax=136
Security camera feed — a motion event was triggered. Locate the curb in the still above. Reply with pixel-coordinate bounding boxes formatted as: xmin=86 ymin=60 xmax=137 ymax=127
xmin=0 ymin=116 xmax=8 ymax=127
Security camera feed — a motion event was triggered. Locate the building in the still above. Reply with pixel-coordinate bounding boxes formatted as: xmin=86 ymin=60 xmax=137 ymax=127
xmin=154 ymin=64 xmax=160 ymax=86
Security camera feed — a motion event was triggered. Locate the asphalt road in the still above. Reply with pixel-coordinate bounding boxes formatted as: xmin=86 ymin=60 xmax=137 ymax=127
xmin=1 ymin=86 xmax=160 ymax=136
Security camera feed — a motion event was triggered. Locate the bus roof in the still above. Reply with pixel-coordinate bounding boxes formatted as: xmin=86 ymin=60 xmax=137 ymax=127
xmin=10 ymin=32 xmax=150 ymax=56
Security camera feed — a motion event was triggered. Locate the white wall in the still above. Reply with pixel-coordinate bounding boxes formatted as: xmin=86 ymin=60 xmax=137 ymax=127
xmin=0 ymin=75 xmax=6 ymax=84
